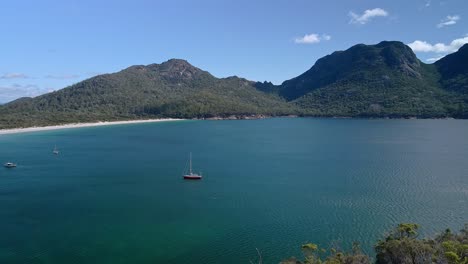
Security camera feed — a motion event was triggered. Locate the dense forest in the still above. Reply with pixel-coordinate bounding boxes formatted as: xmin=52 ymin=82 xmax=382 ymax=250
xmin=0 ymin=41 xmax=467 ymax=129
xmin=277 ymin=223 xmax=467 ymax=264
xmin=0 ymin=60 xmax=298 ymax=129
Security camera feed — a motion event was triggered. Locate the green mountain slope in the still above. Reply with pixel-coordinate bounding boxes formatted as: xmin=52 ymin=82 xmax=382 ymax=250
xmin=279 ymin=41 xmax=463 ymax=117
xmin=1 ymin=41 xmax=468 ymax=129
xmin=0 ymin=59 xmax=294 ymax=129
xmin=435 ymin=44 xmax=468 ymax=94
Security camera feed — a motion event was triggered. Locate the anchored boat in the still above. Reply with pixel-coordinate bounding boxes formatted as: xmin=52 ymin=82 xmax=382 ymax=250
xmin=183 ymin=153 xmax=202 ymax=180
xmin=4 ymin=162 xmax=17 ymax=168
xmin=53 ymin=145 xmax=59 ymax=155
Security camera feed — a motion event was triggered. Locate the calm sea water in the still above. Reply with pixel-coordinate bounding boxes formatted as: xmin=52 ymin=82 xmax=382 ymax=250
xmin=0 ymin=118 xmax=467 ymax=264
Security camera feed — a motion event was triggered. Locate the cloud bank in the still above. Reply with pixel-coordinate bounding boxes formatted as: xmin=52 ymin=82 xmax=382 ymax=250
xmin=408 ymin=35 xmax=468 ymax=62
xmin=408 ymin=36 xmax=468 ymax=53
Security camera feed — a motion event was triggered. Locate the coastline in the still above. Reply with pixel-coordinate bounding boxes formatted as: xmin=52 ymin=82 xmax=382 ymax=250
xmin=0 ymin=115 xmax=461 ymax=135
xmin=0 ymin=118 xmax=184 ymax=135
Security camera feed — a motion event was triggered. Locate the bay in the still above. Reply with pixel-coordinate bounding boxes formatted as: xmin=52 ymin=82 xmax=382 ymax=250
xmin=0 ymin=118 xmax=467 ymax=263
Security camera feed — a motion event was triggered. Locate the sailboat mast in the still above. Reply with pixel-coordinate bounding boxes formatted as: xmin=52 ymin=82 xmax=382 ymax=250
xmin=189 ymin=152 xmax=192 ymax=174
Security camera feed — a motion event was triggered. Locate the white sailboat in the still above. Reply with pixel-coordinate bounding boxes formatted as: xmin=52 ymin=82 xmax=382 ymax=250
xmin=4 ymin=162 xmax=16 ymax=168
xmin=183 ymin=152 xmax=202 ymax=180
xmin=53 ymin=145 xmax=59 ymax=155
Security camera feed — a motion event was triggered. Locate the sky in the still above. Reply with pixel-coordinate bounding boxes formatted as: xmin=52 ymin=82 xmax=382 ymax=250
xmin=1 ymin=0 xmax=467 ymax=103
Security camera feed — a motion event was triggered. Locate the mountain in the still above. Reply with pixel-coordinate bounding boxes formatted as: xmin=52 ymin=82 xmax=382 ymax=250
xmin=435 ymin=44 xmax=468 ymax=94
xmin=279 ymin=41 xmax=423 ymax=100
xmin=278 ymin=41 xmax=462 ymax=118
xmin=1 ymin=41 xmax=468 ymax=129
xmin=0 ymin=59 xmax=294 ymax=129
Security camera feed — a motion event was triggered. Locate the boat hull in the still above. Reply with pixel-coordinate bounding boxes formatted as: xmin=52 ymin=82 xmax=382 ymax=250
xmin=4 ymin=163 xmax=16 ymax=168
xmin=183 ymin=175 xmax=202 ymax=180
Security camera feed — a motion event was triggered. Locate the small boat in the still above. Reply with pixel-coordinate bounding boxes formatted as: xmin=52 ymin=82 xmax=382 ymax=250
xmin=4 ymin=162 xmax=17 ymax=168
xmin=183 ymin=153 xmax=202 ymax=180
xmin=53 ymin=145 xmax=59 ymax=155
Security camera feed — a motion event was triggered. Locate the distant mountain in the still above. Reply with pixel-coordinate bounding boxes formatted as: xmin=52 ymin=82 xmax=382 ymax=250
xmin=279 ymin=41 xmax=466 ymax=118
xmin=1 ymin=41 xmax=467 ymax=129
xmin=279 ymin=41 xmax=423 ymax=100
xmin=435 ymin=44 xmax=468 ymax=94
xmin=0 ymin=59 xmax=294 ymax=129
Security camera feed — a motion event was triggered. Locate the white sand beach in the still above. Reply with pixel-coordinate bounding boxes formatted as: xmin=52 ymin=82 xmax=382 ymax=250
xmin=0 ymin=119 xmax=185 ymax=135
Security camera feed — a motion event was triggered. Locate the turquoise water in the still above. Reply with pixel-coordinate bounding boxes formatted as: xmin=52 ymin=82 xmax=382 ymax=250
xmin=0 ymin=118 xmax=467 ymax=263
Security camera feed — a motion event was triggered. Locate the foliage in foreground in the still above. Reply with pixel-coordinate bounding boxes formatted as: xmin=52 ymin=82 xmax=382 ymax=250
xmin=279 ymin=223 xmax=468 ymax=264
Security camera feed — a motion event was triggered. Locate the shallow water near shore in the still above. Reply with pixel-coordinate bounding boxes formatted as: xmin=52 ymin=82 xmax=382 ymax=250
xmin=0 ymin=118 xmax=467 ymax=263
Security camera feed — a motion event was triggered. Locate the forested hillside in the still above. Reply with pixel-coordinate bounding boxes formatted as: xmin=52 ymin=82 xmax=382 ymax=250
xmin=1 ymin=42 xmax=467 ymax=129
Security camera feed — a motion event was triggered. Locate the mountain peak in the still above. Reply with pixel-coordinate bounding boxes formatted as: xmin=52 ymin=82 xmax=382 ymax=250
xmin=163 ymin=58 xmax=192 ymax=66
xmin=158 ymin=58 xmax=203 ymax=79
xmin=457 ymin=43 xmax=468 ymax=53
xmin=376 ymin=40 xmax=406 ymax=48
xmin=279 ymin=41 xmax=422 ymax=100
xmin=435 ymin=43 xmax=468 ymax=93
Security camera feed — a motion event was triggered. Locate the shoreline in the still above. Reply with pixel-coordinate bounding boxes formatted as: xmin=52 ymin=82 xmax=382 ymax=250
xmin=0 ymin=118 xmax=185 ymax=135
xmin=0 ymin=115 xmax=462 ymax=135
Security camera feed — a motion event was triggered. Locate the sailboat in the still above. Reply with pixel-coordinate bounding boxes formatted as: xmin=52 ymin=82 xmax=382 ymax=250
xmin=53 ymin=145 xmax=59 ymax=155
xmin=3 ymin=162 xmax=17 ymax=168
xmin=183 ymin=152 xmax=202 ymax=180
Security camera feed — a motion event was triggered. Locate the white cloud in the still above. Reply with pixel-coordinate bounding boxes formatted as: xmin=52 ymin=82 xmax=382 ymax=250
xmin=408 ymin=35 xmax=468 ymax=64
xmin=295 ymin=34 xmax=320 ymax=44
xmin=0 ymin=84 xmax=50 ymax=103
xmin=407 ymin=40 xmax=438 ymax=52
xmin=408 ymin=36 xmax=468 ymax=53
xmin=294 ymin=33 xmax=331 ymax=44
xmin=0 ymin=73 xmax=29 ymax=79
xmin=437 ymin=15 xmax=460 ymax=28
xmin=425 ymin=0 xmax=431 ymax=7
xmin=349 ymin=8 xmax=389 ymax=24
xmin=45 ymin=74 xmax=80 ymax=79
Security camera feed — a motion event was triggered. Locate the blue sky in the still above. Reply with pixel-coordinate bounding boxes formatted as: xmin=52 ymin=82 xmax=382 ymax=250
xmin=1 ymin=0 xmax=467 ymax=103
